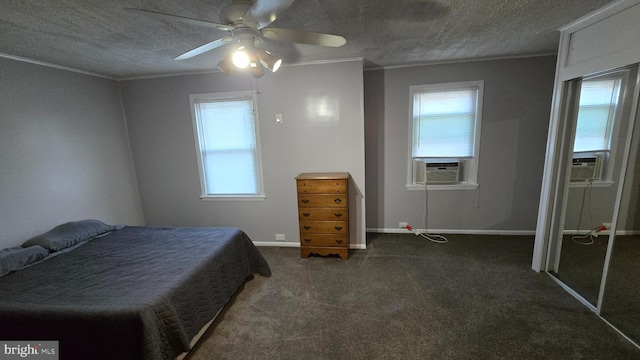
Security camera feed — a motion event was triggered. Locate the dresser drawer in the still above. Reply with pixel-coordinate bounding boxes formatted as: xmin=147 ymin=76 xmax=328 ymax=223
xmin=299 ymin=221 xmax=347 ymax=234
xmin=298 ymin=208 xmax=348 ymax=221
xmin=297 ymin=194 xmax=347 ymax=208
xmin=300 ymin=234 xmax=348 ymax=248
xmin=296 ymin=179 xmax=347 ymax=194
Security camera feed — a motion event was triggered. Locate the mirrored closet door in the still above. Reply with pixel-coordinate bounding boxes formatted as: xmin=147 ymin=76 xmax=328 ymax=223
xmin=534 ymin=0 xmax=640 ymax=351
xmin=546 ymin=63 xmax=640 ymax=345
xmin=550 ymin=67 xmax=636 ymax=305
xmin=600 ymin=93 xmax=640 ymax=343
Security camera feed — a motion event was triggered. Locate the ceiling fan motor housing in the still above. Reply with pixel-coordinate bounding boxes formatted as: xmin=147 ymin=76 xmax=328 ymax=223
xmin=220 ymin=0 xmax=254 ymax=25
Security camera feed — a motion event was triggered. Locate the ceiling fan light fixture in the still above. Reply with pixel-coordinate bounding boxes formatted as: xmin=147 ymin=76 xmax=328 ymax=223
xmin=232 ymin=47 xmax=250 ymax=68
xmin=256 ymin=49 xmax=282 ymax=72
xmin=248 ymin=51 xmax=264 ymax=78
xmin=251 ymin=62 xmax=265 ymax=78
xmin=217 ymin=53 xmax=234 ymax=75
xmin=272 ymin=58 xmax=282 ymax=72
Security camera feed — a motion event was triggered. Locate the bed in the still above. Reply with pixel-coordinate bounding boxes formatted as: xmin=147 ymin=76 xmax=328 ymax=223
xmin=0 ymin=220 xmax=271 ymax=360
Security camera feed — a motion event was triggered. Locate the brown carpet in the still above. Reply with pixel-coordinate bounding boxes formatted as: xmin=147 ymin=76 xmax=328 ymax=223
xmin=185 ymin=233 xmax=640 ymax=360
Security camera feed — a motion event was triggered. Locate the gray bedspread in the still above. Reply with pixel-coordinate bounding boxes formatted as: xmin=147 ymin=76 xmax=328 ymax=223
xmin=0 ymin=226 xmax=271 ymax=360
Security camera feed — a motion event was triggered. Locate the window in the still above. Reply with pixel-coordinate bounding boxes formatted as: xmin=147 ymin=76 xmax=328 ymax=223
xmin=570 ymin=72 xmax=625 ymax=185
xmin=408 ymin=81 xmax=483 ymax=189
xmin=190 ymin=91 xmax=264 ymax=200
xmin=573 ymin=78 xmax=622 ymax=153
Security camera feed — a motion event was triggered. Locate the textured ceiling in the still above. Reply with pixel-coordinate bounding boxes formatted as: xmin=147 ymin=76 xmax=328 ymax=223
xmin=0 ymin=0 xmax=615 ymax=79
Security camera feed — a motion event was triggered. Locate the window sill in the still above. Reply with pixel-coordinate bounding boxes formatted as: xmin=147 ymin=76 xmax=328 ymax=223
xmin=200 ymin=194 xmax=266 ymax=201
xmin=568 ymin=180 xmax=614 ymax=188
xmin=406 ymin=183 xmax=479 ymax=191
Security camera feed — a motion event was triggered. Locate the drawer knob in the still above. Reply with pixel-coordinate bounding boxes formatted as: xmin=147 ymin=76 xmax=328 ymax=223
xmin=334 ymin=212 xmax=342 ymax=217
xmin=335 ymin=239 xmax=343 ymax=244
xmin=304 ymin=238 xmax=312 ymax=243
xmin=302 ymin=199 xmax=309 ymax=204
xmin=334 ymin=198 xmax=342 ymax=204
xmin=304 ymin=225 xmax=311 ymax=230
xmin=303 ymin=212 xmax=310 ymax=217
xmin=334 ymin=226 xmax=342 ymax=231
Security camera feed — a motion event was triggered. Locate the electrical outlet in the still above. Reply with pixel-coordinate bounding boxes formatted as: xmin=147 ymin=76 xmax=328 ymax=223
xmin=275 ymin=234 xmax=285 ymax=241
xmin=603 ymin=223 xmax=612 ymax=230
xmin=399 ymin=221 xmax=408 ymax=228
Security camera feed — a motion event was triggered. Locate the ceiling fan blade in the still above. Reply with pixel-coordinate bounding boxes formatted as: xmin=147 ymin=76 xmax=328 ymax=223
xmin=175 ymin=36 xmax=235 ymax=60
xmin=243 ymin=0 xmax=296 ymax=29
xmin=261 ymin=28 xmax=346 ymax=47
xmin=124 ymin=8 xmax=235 ymax=32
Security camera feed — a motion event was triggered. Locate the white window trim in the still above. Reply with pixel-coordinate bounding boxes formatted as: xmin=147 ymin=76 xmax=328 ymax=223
xmin=569 ymin=180 xmax=614 ymax=189
xmin=199 ymin=194 xmax=266 ymax=201
xmin=406 ymin=182 xmax=480 ymax=191
xmin=406 ymin=80 xmax=484 ymax=190
xmin=190 ymin=91 xmax=266 ymax=201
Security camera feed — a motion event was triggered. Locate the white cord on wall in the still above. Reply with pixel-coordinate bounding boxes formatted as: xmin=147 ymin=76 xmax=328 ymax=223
xmin=571 ymin=180 xmax=603 ymax=245
xmin=406 ymin=182 xmax=448 ymax=244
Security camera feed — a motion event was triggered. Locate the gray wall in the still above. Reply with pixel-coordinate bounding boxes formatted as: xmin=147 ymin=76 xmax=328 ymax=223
xmin=365 ymin=56 xmax=557 ymax=233
xmin=120 ymin=60 xmax=366 ymax=247
xmin=0 ymin=57 xmax=144 ymax=249
xmin=0 ymin=54 xmax=561 ymax=250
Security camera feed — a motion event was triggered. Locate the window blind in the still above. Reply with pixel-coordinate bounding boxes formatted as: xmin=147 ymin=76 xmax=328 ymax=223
xmin=412 ymin=89 xmax=478 ymax=158
xmin=194 ymin=97 xmax=259 ymax=195
xmin=574 ymin=79 xmax=621 ymax=153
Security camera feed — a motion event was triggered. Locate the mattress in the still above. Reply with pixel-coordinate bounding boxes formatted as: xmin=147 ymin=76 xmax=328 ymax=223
xmin=0 ymin=226 xmax=271 ymax=360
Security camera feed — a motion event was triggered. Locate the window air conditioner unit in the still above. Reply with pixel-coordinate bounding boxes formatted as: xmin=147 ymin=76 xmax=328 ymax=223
xmin=414 ymin=160 xmax=460 ymax=184
xmin=570 ymin=155 xmax=602 ymax=182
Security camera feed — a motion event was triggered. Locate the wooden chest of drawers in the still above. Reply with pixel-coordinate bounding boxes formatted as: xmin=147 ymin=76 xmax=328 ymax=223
xmin=296 ymin=172 xmax=349 ymax=260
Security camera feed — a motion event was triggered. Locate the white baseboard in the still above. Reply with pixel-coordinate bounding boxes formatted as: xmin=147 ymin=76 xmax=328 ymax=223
xmin=368 ymin=228 xmax=536 ymax=236
xmin=252 ymin=241 xmax=367 ymax=249
xmin=251 ymin=229 xmax=636 ymax=251
xmin=563 ymin=229 xmax=640 ymax=236
xmin=253 ymin=241 xmax=299 ymax=247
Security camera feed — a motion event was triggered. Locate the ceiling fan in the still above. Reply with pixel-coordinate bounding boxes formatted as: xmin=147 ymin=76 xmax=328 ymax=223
xmin=125 ymin=0 xmax=347 ymax=77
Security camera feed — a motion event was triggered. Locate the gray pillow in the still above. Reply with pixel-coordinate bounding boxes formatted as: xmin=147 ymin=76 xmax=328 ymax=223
xmin=0 ymin=245 xmax=49 ymax=277
xmin=22 ymin=219 xmax=117 ymax=251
